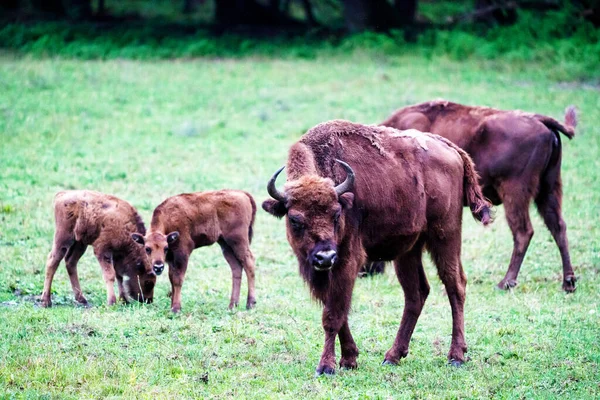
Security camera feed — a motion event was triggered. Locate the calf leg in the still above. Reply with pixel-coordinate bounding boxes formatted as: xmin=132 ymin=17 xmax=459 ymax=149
xmin=94 ymin=250 xmax=117 ymax=305
xmin=41 ymin=233 xmax=74 ymax=307
xmin=219 ymin=240 xmax=243 ymax=309
xmin=429 ymin=235 xmax=468 ymax=365
xmin=535 ymin=184 xmax=576 ymax=292
xmin=116 ymin=276 xmax=128 ymax=303
xmin=168 ymin=251 xmax=189 ymax=313
xmin=384 ymin=240 xmax=429 ymax=364
xmin=221 ymin=237 xmax=257 ymax=309
xmin=64 ymin=241 xmax=88 ymax=305
xmin=498 ymin=182 xmax=534 ymax=290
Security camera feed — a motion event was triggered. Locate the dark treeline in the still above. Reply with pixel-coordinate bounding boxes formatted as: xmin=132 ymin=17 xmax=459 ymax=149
xmin=2 ymin=0 xmax=599 ymax=31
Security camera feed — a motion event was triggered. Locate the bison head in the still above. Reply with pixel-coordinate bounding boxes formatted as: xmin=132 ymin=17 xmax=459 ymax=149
xmin=263 ymin=160 xmax=355 ymax=272
xmin=119 ymin=243 xmax=156 ymax=303
xmin=131 ymin=231 xmax=179 ymax=276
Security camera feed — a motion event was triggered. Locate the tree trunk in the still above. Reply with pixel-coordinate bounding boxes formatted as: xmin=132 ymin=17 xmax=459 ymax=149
xmin=342 ymin=0 xmax=400 ymax=32
xmin=396 ymin=0 xmax=417 ymax=25
xmin=183 ymin=0 xmax=193 ymax=13
xmin=214 ymin=0 xmax=299 ymax=26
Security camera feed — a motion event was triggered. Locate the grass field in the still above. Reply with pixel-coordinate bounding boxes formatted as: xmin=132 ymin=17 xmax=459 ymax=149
xmin=0 ymin=53 xmax=599 ymax=398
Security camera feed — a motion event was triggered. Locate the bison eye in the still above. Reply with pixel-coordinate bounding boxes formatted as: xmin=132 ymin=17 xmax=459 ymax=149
xmin=288 ymin=215 xmax=305 ymax=233
xmin=145 ymin=247 xmax=151 ymax=255
xmin=333 ymin=212 xmax=340 ymax=224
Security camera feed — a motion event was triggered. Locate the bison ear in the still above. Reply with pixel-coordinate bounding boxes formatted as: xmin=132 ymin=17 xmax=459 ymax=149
xmin=131 ymin=233 xmax=145 ymax=245
xmin=339 ymin=192 xmax=354 ymax=210
xmin=262 ymin=199 xmax=287 ymax=218
xmin=167 ymin=231 xmax=180 ymax=244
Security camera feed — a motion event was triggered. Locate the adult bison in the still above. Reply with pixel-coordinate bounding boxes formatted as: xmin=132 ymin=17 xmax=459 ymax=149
xmin=263 ymin=120 xmax=491 ymax=375
xmin=380 ymin=100 xmax=577 ymax=292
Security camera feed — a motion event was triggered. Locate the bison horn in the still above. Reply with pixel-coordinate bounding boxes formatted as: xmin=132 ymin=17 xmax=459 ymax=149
xmin=334 ymin=159 xmax=355 ymax=196
xmin=267 ymin=166 xmax=286 ymax=202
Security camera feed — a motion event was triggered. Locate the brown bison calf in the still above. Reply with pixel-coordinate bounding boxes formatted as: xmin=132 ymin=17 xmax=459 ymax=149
xmin=263 ymin=120 xmax=491 ymax=375
xmin=132 ymin=190 xmax=257 ymax=313
xmin=381 ymin=100 xmax=577 ymax=291
xmin=41 ymin=190 xmax=156 ymax=307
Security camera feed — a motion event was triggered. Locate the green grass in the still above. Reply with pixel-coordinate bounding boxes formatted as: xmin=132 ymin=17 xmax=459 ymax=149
xmin=0 ymin=53 xmax=599 ymax=398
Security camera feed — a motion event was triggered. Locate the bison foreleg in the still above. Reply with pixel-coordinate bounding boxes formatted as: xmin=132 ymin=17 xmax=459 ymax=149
xmin=316 ymin=270 xmax=356 ymax=376
xmin=338 ymin=319 xmax=359 ymax=369
xmin=94 ymin=250 xmax=117 ymax=306
xmin=168 ymin=251 xmax=189 ymax=313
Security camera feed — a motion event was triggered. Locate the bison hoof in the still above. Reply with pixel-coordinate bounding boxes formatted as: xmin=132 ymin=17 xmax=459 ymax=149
xmin=449 ymin=359 xmax=464 ymax=368
xmin=246 ymin=298 xmax=257 ymax=310
xmin=171 ymin=306 xmax=181 ymax=313
xmin=40 ymin=299 xmax=51 ymax=308
xmin=315 ymin=365 xmax=335 ymax=377
xmin=77 ymin=300 xmax=91 ymax=308
xmin=381 ymin=359 xmax=397 ymax=366
xmin=340 ymin=359 xmax=357 ymax=370
xmin=496 ymin=279 xmax=517 ymax=290
xmin=563 ymin=276 xmax=577 ymax=293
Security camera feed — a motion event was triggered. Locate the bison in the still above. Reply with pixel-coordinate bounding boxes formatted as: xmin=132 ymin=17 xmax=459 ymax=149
xmin=41 ymin=190 xmax=156 ymax=307
xmin=263 ymin=120 xmax=491 ymax=375
xmin=131 ymin=190 xmax=257 ymax=313
xmin=380 ymin=100 xmax=577 ymax=292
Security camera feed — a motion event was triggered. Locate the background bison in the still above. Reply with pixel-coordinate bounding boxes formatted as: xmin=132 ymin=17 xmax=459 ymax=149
xmin=381 ymin=101 xmax=577 ymax=292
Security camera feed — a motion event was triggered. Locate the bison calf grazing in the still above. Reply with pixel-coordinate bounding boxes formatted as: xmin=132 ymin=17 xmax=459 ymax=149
xmin=41 ymin=190 xmax=156 ymax=307
xmin=263 ymin=120 xmax=491 ymax=375
xmin=382 ymin=100 xmax=577 ymax=292
xmin=132 ymin=190 xmax=257 ymax=313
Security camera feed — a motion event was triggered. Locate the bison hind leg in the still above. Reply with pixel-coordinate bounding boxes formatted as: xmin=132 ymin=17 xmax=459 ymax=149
xmin=384 ymin=240 xmax=428 ymax=365
xmin=427 ymin=234 xmax=468 ymax=364
xmin=64 ymin=241 xmax=89 ymax=305
xmin=41 ymin=233 xmax=75 ymax=307
xmin=535 ymin=183 xmax=576 ymax=292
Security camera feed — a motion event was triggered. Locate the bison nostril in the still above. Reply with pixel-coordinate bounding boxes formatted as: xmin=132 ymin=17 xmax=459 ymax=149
xmin=313 ymin=250 xmax=337 ymax=270
xmin=153 ymin=264 xmax=164 ymax=275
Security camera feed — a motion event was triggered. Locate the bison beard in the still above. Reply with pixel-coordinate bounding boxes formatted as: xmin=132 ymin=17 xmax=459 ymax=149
xmin=381 ymin=100 xmax=577 ymax=292
xmin=263 ymin=120 xmax=491 ymax=375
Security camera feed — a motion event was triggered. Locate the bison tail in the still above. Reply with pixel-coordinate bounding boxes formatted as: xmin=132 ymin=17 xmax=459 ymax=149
xmin=534 ymin=106 xmax=577 ymax=140
xmin=460 ymin=147 xmax=493 ymax=226
xmin=245 ymin=192 xmax=257 ymax=244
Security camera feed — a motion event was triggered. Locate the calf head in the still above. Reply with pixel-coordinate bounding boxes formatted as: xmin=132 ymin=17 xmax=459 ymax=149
xmin=262 ymin=160 xmax=355 ymax=272
xmin=131 ymin=231 xmax=179 ymax=276
xmin=118 ymin=244 xmax=156 ymax=303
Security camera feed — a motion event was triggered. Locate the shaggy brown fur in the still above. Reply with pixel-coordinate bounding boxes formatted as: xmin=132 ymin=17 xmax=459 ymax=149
xmin=381 ymin=100 xmax=577 ymax=292
xmin=132 ymin=190 xmax=257 ymax=313
xmin=41 ymin=190 xmax=156 ymax=307
xmin=263 ymin=120 xmax=491 ymax=375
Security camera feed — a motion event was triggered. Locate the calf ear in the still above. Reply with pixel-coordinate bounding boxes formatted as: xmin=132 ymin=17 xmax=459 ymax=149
xmin=131 ymin=233 xmax=145 ymax=245
xmin=262 ymin=199 xmax=287 ymax=218
xmin=339 ymin=192 xmax=354 ymax=210
xmin=167 ymin=231 xmax=180 ymax=244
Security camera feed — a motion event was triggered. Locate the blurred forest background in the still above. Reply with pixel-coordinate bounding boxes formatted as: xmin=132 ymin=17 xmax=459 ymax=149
xmin=1 ymin=0 xmax=599 ymax=82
